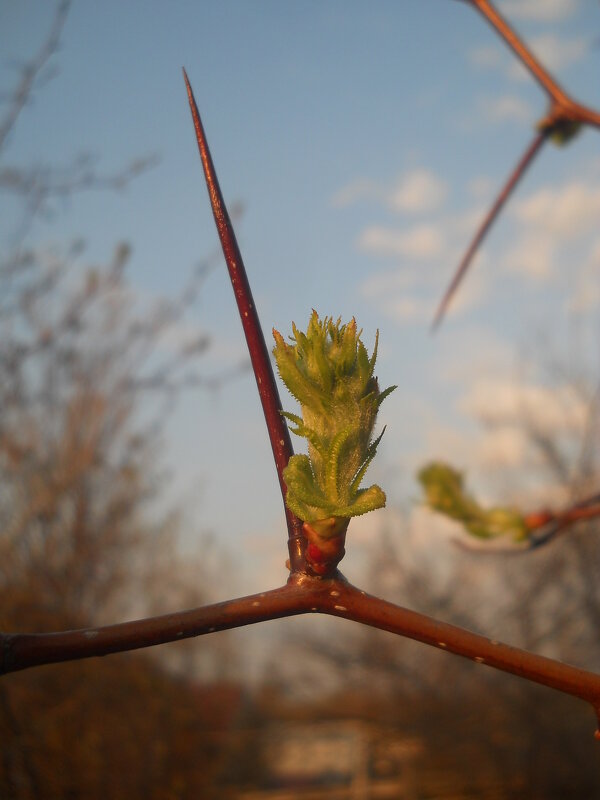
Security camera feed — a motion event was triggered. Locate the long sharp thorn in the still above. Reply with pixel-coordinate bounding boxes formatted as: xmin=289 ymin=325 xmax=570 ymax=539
xmin=431 ymin=130 xmax=547 ymax=331
xmin=182 ymin=68 xmax=305 ymax=571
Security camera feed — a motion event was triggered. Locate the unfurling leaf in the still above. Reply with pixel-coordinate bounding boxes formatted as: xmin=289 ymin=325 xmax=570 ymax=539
xmin=417 ymin=461 xmax=527 ymax=541
xmin=273 ymin=311 xmax=395 ymax=538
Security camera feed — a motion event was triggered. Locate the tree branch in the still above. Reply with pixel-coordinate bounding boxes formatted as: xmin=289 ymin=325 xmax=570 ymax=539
xmin=4 ymin=575 xmax=600 ymax=737
xmin=452 ymin=492 xmax=600 ymax=553
xmin=0 ymin=1 xmax=71 ymax=153
xmin=434 ymin=0 xmax=600 ymax=328
xmin=0 ymin=583 xmax=313 ymax=675
xmin=470 ymin=0 xmax=600 ymax=129
xmin=469 ymin=0 xmax=570 ymax=107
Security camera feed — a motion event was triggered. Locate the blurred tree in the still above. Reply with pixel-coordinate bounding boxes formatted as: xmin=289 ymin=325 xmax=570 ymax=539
xmin=0 ymin=4 xmax=242 ymax=796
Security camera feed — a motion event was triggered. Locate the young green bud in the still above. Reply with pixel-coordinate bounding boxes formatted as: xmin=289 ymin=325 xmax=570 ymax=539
xmin=273 ymin=312 xmax=395 ymax=546
xmin=418 ymin=461 xmax=527 ymax=541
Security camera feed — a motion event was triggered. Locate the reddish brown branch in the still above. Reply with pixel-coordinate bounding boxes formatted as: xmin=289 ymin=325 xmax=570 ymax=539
xmin=4 ymin=575 xmax=600 ymax=736
xmin=470 ymin=0 xmax=600 ymax=129
xmin=432 ymin=130 xmax=547 ymax=330
xmin=451 ymin=492 xmax=600 ymax=554
xmin=182 ymin=70 xmax=305 ymax=572
xmin=470 ymin=0 xmax=570 ymax=106
xmin=434 ymin=0 xmax=600 ymax=328
xmin=523 ymin=492 xmax=600 ymax=549
xmin=557 ymin=504 xmax=600 ymax=527
xmin=526 ymin=497 xmax=600 ymax=534
xmin=0 ymin=583 xmax=313 ymax=675
xmin=327 ymin=582 xmax=600 ymax=736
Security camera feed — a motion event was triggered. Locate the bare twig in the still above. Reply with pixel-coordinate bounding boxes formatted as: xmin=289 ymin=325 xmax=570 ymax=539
xmin=454 ymin=491 xmax=600 ymax=553
xmin=1 ymin=155 xmax=159 ymax=252
xmin=0 ymin=1 xmax=71 ymax=153
xmin=526 ymin=492 xmax=600 ymax=550
xmin=182 ymin=70 xmax=305 ymax=572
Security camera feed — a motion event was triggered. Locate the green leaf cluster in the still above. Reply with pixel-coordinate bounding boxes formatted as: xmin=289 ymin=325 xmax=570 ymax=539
xmin=273 ymin=312 xmax=395 ymax=533
xmin=417 ymin=461 xmax=527 ymax=541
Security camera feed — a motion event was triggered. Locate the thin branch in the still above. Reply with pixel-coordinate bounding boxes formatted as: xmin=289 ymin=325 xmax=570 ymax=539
xmin=182 ymin=69 xmax=305 ymax=572
xmin=469 ymin=0 xmax=571 ymax=107
xmin=1 ymin=155 xmax=159 ymax=252
xmin=329 ymin=582 xmax=600 ymax=736
xmin=526 ymin=492 xmax=600 ymax=550
xmin=4 ymin=575 xmax=600 ymax=737
xmin=0 ymin=583 xmax=312 ymax=675
xmin=431 ymin=130 xmax=547 ymax=330
xmin=454 ymin=491 xmax=600 ymax=553
xmin=0 ymin=0 xmax=71 ymax=152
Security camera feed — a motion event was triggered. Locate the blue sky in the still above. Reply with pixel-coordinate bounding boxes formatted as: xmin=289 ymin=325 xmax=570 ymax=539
xmin=2 ymin=1 xmax=600 ymax=597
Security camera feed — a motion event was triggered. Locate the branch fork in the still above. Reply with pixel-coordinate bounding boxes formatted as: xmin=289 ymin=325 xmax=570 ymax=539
xmin=433 ymin=0 xmax=600 ymax=328
xmin=3 ymin=46 xmax=600 ymax=745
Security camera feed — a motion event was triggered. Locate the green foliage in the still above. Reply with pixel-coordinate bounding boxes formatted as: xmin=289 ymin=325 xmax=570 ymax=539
xmin=417 ymin=461 xmax=528 ymax=541
xmin=273 ymin=312 xmax=395 ymax=534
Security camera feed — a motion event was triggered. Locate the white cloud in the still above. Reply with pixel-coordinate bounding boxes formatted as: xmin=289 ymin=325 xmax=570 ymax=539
xmin=499 ymin=0 xmax=578 ymax=22
xmin=330 ymin=179 xmax=380 ymax=208
xmin=358 ymin=266 xmax=428 ymax=323
xmin=388 ymin=169 xmax=447 ymax=213
xmin=467 ymin=175 xmax=495 ymax=201
xmin=479 ymin=94 xmax=533 ymax=124
xmin=435 ymin=324 xmax=515 ymax=385
xmin=331 ymin=168 xmax=446 ymax=214
xmin=387 ymin=295 xmax=430 ymax=323
xmin=359 ymin=269 xmax=432 ymax=323
xmin=357 ymin=205 xmax=494 ymax=326
xmin=360 ymin=269 xmax=417 ymax=298
xmin=358 ymin=224 xmax=444 ymax=260
xmin=513 ymin=182 xmax=600 ymax=238
xmin=476 ymin=426 xmax=530 ymax=468
xmin=469 ymin=44 xmax=504 ymax=70
xmin=504 ymin=235 xmax=555 ymax=280
xmin=358 ymin=252 xmax=486 ymax=326
xmin=460 ymin=378 xmax=587 ymax=434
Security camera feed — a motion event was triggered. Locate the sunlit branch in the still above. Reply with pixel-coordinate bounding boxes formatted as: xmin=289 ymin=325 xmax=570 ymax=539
xmin=0 ymin=584 xmax=313 ymax=675
xmin=328 ymin=582 xmax=600 ymax=737
xmin=4 ymin=575 xmax=600 ymax=737
xmin=469 ymin=0 xmax=570 ymax=106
